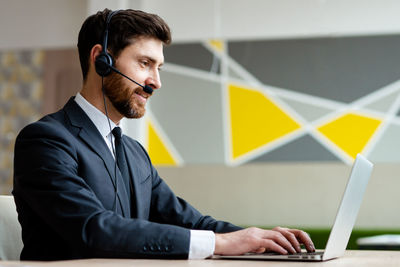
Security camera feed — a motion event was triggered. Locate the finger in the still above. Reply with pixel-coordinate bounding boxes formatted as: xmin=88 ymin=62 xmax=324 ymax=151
xmin=261 ymin=239 xmax=288 ymax=255
xmin=268 ymin=231 xmax=297 ymax=254
xmin=252 ymin=247 xmax=266 ymax=254
xmin=275 ymin=228 xmax=301 ymax=253
xmin=290 ymin=230 xmax=315 ymax=252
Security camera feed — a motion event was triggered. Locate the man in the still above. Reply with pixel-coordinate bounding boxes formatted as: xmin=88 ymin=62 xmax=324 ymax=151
xmin=13 ymin=9 xmax=315 ymax=260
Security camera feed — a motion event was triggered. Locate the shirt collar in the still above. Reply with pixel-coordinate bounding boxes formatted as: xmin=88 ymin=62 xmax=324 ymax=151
xmin=74 ymin=92 xmax=119 ymax=138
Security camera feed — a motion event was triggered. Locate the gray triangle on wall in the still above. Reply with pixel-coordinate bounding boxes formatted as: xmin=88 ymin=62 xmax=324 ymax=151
xmin=249 ymin=134 xmax=339 ymax=162
xmin=365 ymin=90 xmax=400 ymax=113
xmin=278 ymin=96 xmax=334 ymax=122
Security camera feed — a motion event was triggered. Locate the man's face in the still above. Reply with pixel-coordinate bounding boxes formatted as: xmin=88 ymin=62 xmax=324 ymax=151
xmin=103 ymin=37 xmax=164 ymax=118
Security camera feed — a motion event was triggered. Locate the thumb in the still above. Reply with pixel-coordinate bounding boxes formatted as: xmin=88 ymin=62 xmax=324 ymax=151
xmin=253 ymin=247 xmax=266 ymax=254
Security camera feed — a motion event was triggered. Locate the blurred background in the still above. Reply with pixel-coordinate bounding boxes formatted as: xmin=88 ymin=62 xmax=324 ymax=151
xmin=2 ymin=0 xmax=400 ymax=248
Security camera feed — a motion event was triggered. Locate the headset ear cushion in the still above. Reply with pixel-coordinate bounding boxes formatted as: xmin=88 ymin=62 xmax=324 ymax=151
xmin=95 ymin=52 xmax=114 ymax=77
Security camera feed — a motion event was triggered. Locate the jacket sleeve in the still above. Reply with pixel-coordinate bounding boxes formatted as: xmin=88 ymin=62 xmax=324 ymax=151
xmin=13 ymin=120 xmax=191 ymax=259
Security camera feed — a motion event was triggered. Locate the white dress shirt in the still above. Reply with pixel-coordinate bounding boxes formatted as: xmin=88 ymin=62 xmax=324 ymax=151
xmin=74 ymin=93 xmax=215 ymax=259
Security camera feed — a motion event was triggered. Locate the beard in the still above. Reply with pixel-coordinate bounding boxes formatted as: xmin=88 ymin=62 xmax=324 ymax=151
xmin=103 ymin=72 xmax=146 ymax=119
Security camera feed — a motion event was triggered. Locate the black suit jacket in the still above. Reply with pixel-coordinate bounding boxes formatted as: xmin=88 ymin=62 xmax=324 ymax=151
xmin=13 ymin=98 xmax=241 ymax=260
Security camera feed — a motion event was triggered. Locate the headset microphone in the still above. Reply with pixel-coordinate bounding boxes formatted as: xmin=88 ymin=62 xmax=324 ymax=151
xmin=105 ymin=64 xmax=154 ymax=94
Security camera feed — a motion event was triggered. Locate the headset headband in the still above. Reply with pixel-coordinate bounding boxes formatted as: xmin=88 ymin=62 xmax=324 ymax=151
xmin=102 ymin=10 xmax=121 ymax=54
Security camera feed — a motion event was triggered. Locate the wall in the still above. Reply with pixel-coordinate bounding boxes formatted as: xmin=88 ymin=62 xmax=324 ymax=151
xmin=3 ymin=0 xmax=400 ymax=50
xmin=128 ymin=1 xmax=400 ymax=229
xmin=0 ymin=0 xmax=87 ymax=50
xmin=142 ymin=0 xmax=400 ymax=42
xmin=144 ymin=35 xmax=400 ymax=165
xmin=142 ymin=35 xmax=400 ymax=229
xmin=159 ymin=162 xmax=400 ymax=229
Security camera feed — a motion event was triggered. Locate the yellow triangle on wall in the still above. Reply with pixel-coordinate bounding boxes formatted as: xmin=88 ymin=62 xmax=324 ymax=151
xmin=146 ymin=120 xmax=177 ymax=166
xmin=317 ymin=113 xmax=382 ymax=159
xmin=229 ymin=84 xmax=301 ymax=160
xmin=209 ymin=39 xmax=225 ymax=53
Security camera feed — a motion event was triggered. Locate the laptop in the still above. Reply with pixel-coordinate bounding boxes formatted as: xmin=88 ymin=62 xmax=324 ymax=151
xmin=215 ymin=154 xmax=373 ymax=261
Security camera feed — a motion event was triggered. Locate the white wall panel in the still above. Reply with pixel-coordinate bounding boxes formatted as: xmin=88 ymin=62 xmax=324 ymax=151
xmin=141 ymin=0 xmax=220 ymax=41
xmin=2 ymin=0 xmax=400 ymax=49
xmin=221 ymin=0 xmax=400 ymax=41
xmin=0 ymin=0 xmax=86 ymax=50
xmin=142 ymin=0 xmax=400 ymax=42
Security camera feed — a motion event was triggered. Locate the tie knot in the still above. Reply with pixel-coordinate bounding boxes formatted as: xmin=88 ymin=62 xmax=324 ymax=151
xmin=112 ymin=127 xmax=122 ymax=139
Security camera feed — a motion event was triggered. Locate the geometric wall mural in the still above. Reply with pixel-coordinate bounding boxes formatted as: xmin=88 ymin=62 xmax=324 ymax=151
xmin=141 ymin=35 xmax=400 ymax=166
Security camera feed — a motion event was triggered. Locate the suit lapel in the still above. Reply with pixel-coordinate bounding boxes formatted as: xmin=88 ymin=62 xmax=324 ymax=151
xmin=63 ymin=98 xmax=131 ymax=218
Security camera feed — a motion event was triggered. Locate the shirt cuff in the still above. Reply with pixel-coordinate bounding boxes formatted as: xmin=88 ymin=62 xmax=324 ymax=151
xmin=188 ymin=230 xmax=215 ymax=259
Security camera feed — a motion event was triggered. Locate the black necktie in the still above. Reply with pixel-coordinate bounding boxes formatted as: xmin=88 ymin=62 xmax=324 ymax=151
xmin=112 ymin=127 xmax=131 ymax=200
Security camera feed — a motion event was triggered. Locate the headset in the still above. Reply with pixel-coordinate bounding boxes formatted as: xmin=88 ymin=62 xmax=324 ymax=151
xmin=95 ymin=10 xmax=119 ymax=77
xmin=95 ymin=10 xmax=154 ymax=94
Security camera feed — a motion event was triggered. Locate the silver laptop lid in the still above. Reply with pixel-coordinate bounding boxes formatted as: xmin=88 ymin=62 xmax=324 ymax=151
xmin=322 ymin=154 xmax=373 ymax=260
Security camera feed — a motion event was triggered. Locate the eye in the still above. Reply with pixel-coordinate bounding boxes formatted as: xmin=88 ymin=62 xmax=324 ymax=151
xmin=140 ymin=60 xmax=150 ymax=67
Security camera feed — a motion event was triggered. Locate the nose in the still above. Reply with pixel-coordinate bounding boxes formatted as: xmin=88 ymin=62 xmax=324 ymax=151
xmin=145 ymin=69 xmax=162 ymax=91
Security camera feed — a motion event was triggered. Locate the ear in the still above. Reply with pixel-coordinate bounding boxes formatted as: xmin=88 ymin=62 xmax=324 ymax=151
xmin=90 ymin=44 xmax=103 ymax=65
xmin=87 ymin=44 xmax=103 ymax=75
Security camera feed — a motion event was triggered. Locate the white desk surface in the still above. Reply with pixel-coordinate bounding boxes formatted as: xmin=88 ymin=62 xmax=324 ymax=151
xmin=1 ymin=250 xmax=400 ymax=267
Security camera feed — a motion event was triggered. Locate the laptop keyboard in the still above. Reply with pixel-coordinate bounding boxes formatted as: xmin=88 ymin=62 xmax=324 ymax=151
xmin=288 ymin=251 xmax=324 ymax=260
xmin=217 ymin=251 xmax=324 ymax=260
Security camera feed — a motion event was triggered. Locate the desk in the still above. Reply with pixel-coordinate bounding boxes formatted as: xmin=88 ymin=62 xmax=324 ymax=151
xmin=1 ymin=251 xmax=400 ymax=267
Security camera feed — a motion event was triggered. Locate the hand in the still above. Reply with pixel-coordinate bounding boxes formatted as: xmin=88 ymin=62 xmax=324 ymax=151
xmin=214 ymin=226 xmax=315 ymax=256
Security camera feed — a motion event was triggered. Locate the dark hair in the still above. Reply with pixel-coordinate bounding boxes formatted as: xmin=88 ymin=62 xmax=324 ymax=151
xmin=77 ymin=8 xmax=171 ymax=80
